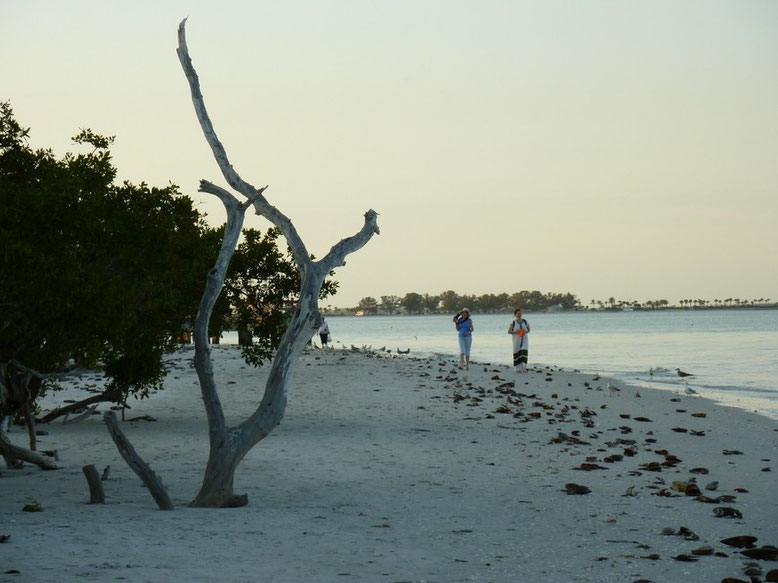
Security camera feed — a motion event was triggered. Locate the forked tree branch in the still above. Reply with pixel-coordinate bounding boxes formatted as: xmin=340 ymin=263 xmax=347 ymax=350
xmin=177 ymin=19 xmax=380 ymax=506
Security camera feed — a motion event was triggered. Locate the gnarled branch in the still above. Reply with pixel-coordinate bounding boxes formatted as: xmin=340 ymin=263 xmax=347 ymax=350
xmin=177 ymin=19 xmax=380 ymax=507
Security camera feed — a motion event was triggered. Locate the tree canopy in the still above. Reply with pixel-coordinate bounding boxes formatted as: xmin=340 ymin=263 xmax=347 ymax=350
xmin=352 ymin=290 xmax=582 ymax=314
xmin=1 ymin=101 xmax=326 ymax=428
xmin=0 ymin=102 xmax=213 ymax=404
xmin=224 ymin=227 xmax=338 ymax=366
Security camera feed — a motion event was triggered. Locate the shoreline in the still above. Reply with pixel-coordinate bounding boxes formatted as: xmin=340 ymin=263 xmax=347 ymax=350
xmin=319 ymin=340 xmax=778 ymax=424
xmin=322 ymin=305 xmax=778 ymax=317
xmin=313 ymin=308 xmax=778 ymax=424
xmin=2 ymin=345 xmax=776 ymax=582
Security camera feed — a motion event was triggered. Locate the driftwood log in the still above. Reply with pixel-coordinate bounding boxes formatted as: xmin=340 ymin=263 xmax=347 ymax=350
xmin=103 ymin=411 xmax=173 ymax=510
xmin=82 ymin=464 xmax=105 ymax=503
xmin=0 ymin=425 xmax=57 ymax=470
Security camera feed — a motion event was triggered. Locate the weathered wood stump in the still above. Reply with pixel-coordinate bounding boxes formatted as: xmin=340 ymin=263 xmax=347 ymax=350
xmin=82 ymin=464 xmax=105 ymax=503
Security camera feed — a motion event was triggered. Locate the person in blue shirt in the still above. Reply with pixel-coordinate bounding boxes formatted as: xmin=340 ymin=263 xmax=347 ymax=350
xmin=453 ymin=308 xmax=474 ymax=370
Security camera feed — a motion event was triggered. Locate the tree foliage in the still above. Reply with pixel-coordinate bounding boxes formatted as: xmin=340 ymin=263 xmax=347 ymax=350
xmin=224 ymin=227 xmax=338 ymax=366
xmin=352 ymin=289 xmax=582 ymax=314
xmin=401 ymin=292 xmax=424 ymax=314
xmin=379 ymin=295 xmax=402 ymax=315
xmin=356 ymin=296 xmax=378 ymax=315
xmin=0 ymin=101 xmax=213 ymax=413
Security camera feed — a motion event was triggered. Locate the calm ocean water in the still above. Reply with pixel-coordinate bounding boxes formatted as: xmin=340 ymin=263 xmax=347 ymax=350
xmin=306 ymin=309 xmax=778 ymax=420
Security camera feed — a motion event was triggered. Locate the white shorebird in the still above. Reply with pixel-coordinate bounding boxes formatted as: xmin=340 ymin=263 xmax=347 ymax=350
xmin=607 ymin=382 xmax=620 ymax=396
xmin=684 ymin=383 xmax=699 ymax=396
xmin=676 ymin=368 xmax=694 ymax=378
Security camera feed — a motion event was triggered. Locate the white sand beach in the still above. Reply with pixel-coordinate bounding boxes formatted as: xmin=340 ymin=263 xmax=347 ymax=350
xmin=2 ymin=345 xmax=776 ymax=583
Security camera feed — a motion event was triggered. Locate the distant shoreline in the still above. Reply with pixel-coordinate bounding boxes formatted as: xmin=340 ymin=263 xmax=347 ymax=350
xmin=323 ymin=304 xmax=778 ymax=317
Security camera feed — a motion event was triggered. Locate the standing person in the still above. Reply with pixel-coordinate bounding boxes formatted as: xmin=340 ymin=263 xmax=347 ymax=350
xmin=453 ymin=308 xmax=474 ymax=370
xmin=508 ymin=308 xmax=530 ymax=373
xmin=318 ymin=317 xmax=330 ymax=348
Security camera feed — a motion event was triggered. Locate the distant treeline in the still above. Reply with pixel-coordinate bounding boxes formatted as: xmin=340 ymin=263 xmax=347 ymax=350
xmin=330 ymin=292 xmax=774 ymax=315
xmin=345 ymin=290 xmax=580 ymax=315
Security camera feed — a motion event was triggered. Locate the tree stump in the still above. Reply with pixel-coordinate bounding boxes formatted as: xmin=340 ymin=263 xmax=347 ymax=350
xmin=82 ymin=464 xmax=105 ymax=503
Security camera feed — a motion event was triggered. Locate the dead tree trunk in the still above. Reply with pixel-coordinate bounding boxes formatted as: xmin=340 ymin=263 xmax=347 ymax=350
xmin=104 ymin=411 xmax=173 ymax=510
xmin=82 ymin=464 xmax=105 ymax=503
xmin=177 ymin=19 xmax=380 ymax=508
xmin=0 ymin=362 xmax=52 ymax=466
xmin=0 ymin=424 xmax=57 ymax=470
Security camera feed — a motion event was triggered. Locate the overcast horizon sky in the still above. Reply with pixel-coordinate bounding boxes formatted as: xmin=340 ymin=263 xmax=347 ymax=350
xmin=3 ymin=1 xmax=777 ymax=308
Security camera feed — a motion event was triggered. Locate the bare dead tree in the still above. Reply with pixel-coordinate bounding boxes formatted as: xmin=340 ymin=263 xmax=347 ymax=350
xmin=176 ymin=19 xmax=380 ymax=507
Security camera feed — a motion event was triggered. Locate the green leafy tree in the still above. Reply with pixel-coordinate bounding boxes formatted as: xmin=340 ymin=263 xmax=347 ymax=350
xmin=357 ymin=296 xmax=379 ymax=315
xmin=401 ymin=292 xmax=424 ymax=314
xmin=545 ymin=292 xmax=580 ymax=310
xmin=380 ymin=295 xmax=402 ymax=315
xmin=439 ymin=290 xmax=460 ymax=313
xmin=478 ymin=293 xmax=507 ymax=313
xmin=223 ymin=227 xmax=338 ymax=366
xmin=422 ymin=293 xmax=440 ymax=314
xmin=457 ymin=294 xmax=479 ymax=313
xmin=1 ymin=102 xmax=213 ymax=426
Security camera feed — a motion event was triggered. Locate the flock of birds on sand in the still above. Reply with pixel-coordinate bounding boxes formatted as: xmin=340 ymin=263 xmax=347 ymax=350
xmin=598 ymin=366 xmax=699 ymax=398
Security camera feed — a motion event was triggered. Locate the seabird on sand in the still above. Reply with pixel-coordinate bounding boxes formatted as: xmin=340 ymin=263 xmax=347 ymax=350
xmin=684 ymin=383 xmax=699 ymax=396
xmin=676 ymin=368 xmax=694 ymax=378
xmin=607 ymin=382 xmax=620 ymax=396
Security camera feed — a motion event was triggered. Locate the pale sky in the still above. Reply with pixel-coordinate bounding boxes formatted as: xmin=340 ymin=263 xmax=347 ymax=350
xmin=2 ymin=1 xmax=777 ymax=308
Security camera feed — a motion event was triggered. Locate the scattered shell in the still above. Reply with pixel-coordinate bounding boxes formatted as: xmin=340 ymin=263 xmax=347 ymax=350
xmin=678 ymin=526 xmax=699 ymax=541
xmin=671 ymin=481 xmax=701 ymax=496
xmin=564 ymin=483 xmax=591 ymax=495
xmin=576 ymin=462 xmax=607 ymax=471
xmin=714 ymin=507 xmax=743 ymax=519
xmin=741 ymin=546 xmax=778 ymax=561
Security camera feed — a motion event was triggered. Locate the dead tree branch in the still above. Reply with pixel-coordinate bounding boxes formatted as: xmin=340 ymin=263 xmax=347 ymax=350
xmin=104 ymin=411 xmax=173 ymax=510
xmin=176 ymin=19 xmax=380 ymax=507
